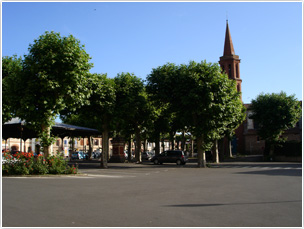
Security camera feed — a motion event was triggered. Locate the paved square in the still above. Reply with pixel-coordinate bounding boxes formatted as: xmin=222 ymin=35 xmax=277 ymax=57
xmin=2 ymin=162 xmax=302 ymax=227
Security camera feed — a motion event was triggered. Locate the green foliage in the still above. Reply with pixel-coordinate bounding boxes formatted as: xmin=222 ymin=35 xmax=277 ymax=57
xmin=113 ymin=72 xmax=152 ymax=161
xmin=147 ymin=60 xmax=245 ymax=149
xmin=147 ymin=60 xmax=246 ymax=167
xmin=2 ymin=151 xmax=78 ymax=176
xmin=60 ymin=73 xmax=116 ymax=168
xmin=2 ymin=31 xmax=94 ymax=155
xmin=38 ymin=125 xmax=56 ymax=148
xmin=146 ymin=63 xmax=183 ymax=148
xmin=61 ymin=73 xmax=116 ymax=132
xmin=250 ymin=91 xmax=301 ymax=144
xmin=47 ymin=155 xmax=70 ymax=174
xmin=178 ymin=61 xmax=245 ymax=141
xmin=8 ymin=31 xmax=93 ymax=150
xmin=114 ymin=72 xmax=150 ymax=136
xmin=31 ymin=156 xmax=49 ymax=175
xmin=2 ymin=55 xmax=23 ymax=124
xmin=146 ymin=63 xmax=179 ymax=107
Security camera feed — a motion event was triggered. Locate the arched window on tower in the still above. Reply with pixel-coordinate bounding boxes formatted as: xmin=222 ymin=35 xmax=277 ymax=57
xmin=228 ymin=64 xmax=232 ymax=78
xmin=236 ymin=64 xmax=239 ymax=78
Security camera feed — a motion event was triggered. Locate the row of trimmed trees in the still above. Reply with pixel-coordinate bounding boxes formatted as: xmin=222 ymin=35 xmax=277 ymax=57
xmin=3 ymin=31 xmax=246 ymax=168
xmin=4 ymin=31 xmax=300 ymax=168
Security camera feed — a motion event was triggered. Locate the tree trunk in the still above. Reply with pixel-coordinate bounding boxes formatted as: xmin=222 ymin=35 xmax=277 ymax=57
xmin=155 ymin=133 xmax=160 ymax=156
xmin=61 ymin=137 xmax=64 ymax=156
xmin=127 ymin=137 xmax=132 ymax=162
xmin=41 ymin=125 xmax=51 ymax=158
xmin=88 ymin=136 xmax=93 ymax=160
xmin=143 ymin=139 xmax=147 ymax=153
xmin=176 ymin=139 xmax=180 ymax=150
xmin=181 ymin=130 xmax=185 ymax=151
xmin=170 ymin=131 xmax=175 ymax=150
xmin=269 ymin=143 xmax=275 ymax=161
xmin=228 ymin=139 xmax=232 ymax=158
xmin=101 ymin=129 xmax=109 ymax=168
xmin=197 ymin=134 xmax=206 ymax=168
xmin=214 ymin=139 xmax=219 ymax=164
xmin=220 ymin=138 xmax=225 ymax=161
xmin=71 ymin=137 xmax=75 ymax=152
xmin=135 ymin=127 xmax=142 ymax=163
xmin=191 ymin=137 xmax=194 ymax=157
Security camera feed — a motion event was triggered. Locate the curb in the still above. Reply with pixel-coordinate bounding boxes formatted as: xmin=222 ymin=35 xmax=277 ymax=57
xmin=2 ymin=173 xmax=88 ymax=178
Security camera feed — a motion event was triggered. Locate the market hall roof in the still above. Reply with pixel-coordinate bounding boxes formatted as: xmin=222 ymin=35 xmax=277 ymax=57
xmin=2 ymin=118 xmax=101 ymax=140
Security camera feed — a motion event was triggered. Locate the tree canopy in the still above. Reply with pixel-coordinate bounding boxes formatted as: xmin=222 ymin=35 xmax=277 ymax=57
xmin=6 ymin=31 xmax=93 ymax=156
xmin=3 ymin=31 xmax=247 ymax=167
xmin=2 ymin=55 xmax=23 ymax=124
xmin=114 ymin=72 xmax=151 ymax=162
xmin=61 ymin=73 xmax=116 ymax=168
xmin=249 ymin=91 xmax=301 ymax=156
xmin=147 ymin=60 xmax=246 ymax=167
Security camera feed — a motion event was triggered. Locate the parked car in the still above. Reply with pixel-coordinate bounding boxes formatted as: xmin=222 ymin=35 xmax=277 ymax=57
xmin=151 ymin=150 xmax=188 ymax=165
xmin=92 ymin=149 xmax=102 ymax=159
xmin=71 ymin=151 xmax=86 ymax=160
xmin=83 ymin=152 xmax=89 ymax=160
xmin=142 ymin=151 xmax=153 ymax=160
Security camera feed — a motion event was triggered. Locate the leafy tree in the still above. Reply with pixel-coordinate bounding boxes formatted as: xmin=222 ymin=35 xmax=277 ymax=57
xmin=61 ymin=73 xmax=116 ymax=168
xmin=179 ymin=61 xmax=245 ymax=167
xmin=2 ymin=55 xmax=23 ymax=124
xmin=11 ymin=31 xmax=93 ymax=156
xmin=249 ymin=91 xmax=301 ymax=158
xmin=146 ymin=63 xmax=179 ymax=155
xmin=114 ymin=73 xmax=151 ymax=163
xmin=147 ymin=60 xmax=245 ymax=167
xmin=149 ymin=105 xmax=172 ymax=155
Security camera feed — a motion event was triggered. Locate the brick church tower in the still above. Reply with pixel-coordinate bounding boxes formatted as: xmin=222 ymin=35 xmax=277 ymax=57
xmin=219 ymin=20 xmax=242 ymax=99
xmin=219 ymin=20 xmax=245 ymax=155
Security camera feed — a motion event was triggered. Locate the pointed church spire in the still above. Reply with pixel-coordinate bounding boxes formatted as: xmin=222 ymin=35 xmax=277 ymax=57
xmin=219 ymin=20 xmax=242 ymax=98
xmin=223 ymin=20 xmax=235 ymax=56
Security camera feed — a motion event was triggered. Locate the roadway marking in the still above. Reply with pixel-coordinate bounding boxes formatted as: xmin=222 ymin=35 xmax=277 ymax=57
xmin=2 ymin=174 xmax=135 ymax=179
xmin=213 ymin=165 xmax=301 ymax=170
xmin=86 ymin=174 xmax=136 ymax=178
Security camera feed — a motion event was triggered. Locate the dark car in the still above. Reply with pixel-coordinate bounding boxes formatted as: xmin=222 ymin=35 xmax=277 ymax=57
xmin=151 ymin=150 xmax=188 ymax=165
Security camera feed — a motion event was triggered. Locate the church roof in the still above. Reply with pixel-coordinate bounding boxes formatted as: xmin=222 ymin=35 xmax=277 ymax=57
xmin=223 ymin=20 xmax=235 ymax=56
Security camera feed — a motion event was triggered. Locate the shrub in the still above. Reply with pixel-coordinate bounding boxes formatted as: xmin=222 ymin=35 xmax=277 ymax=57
xmin=2 ymin=152 xmax=78 ymax=176
xmin=31 ymin=155 xmax=48 ymax=175
xmin=47 ymin=155 xmax=68 ymax=174
xmin=65 ymin=164 xmax=78 ymax=175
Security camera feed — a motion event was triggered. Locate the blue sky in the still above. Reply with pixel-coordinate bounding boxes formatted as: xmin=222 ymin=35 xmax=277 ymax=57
xmin=2 ymin=2 xmax=302 ymax=104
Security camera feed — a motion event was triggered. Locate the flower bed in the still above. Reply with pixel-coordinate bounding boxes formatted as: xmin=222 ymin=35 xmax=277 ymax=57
xmin=2 ymin=151 xmax=78 ymax=176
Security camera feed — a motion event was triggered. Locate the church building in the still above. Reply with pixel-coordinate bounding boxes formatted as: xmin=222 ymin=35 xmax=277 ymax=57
xmin=219 ymin=21 xmax=302 ymax=157
xmin=218 ymin=20 xmax=245 ymax=155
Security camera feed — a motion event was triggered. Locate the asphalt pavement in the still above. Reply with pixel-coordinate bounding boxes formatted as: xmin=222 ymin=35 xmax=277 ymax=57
xmin=2 ymin=161 xmax=302 ymax=227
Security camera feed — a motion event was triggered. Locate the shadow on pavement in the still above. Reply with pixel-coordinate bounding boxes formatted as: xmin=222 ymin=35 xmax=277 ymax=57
xmin=164 ymin=200 xmax=302 ymax=208
xmin=236 ymin=169 xmax=301 ymax=177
